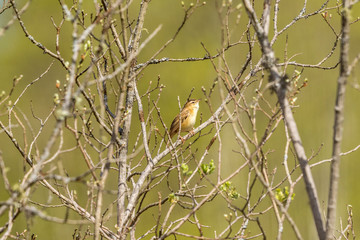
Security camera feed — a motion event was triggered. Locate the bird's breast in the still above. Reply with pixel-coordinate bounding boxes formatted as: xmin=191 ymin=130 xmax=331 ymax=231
xmin=181 ymin=108 xmax=198 ymax=131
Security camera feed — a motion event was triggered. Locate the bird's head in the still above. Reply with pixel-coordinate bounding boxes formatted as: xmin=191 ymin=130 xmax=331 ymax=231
xmin=184 ymin=99 xmax=200 ymax=110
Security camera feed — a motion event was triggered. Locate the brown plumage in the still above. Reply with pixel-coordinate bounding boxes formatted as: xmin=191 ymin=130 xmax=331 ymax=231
xmin=169 ymin=99 xmax=200 ymax=139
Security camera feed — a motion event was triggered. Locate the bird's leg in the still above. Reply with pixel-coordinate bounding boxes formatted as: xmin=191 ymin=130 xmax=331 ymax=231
xmin=179 ymin=135 xmax=185 ymax=144
xmin=189 ymin=128 xmax=195 ymax=136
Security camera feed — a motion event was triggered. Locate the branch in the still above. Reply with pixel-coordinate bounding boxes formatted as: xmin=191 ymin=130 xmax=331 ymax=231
xmin=325 ymin=0 xmax=351 ymax=238
xmin=242 ymin=0 xmax=326 ymax=238
xmin=122 ymin=94 xmax=231 ymax=230
xmin=117 ymin=0 xmax=151 ymax=236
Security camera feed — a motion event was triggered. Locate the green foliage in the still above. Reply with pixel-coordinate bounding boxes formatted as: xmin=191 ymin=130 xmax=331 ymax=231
xmin=181 ymin=163 xmax=193 ymax=176
xmin=220 ymin=181 xmax=239 ymax=200
xmin=198 ymin=159 xmax=215 ymax=176
xmin=168 ymin=193 xmax=179 ymax=204
xmin=275 ymin=186 xmax=295 ymax=204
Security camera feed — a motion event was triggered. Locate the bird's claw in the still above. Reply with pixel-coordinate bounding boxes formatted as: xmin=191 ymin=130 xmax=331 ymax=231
xmin=179 ymin=136 xmax=185 ymax=144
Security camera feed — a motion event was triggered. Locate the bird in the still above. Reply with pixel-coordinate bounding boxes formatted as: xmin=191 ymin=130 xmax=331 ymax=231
xmin=169 ymin=99 xmax=200 ymax=139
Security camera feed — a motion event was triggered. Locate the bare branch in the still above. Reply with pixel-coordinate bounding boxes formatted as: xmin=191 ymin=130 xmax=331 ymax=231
xmin=242 ymin=0 xmax=326 ymax=238
xmin=325 ymin=0 xmax=351 ymax=238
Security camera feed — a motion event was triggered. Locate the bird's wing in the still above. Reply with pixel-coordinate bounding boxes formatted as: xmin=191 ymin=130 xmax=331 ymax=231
xmin=169 ymin=109 xmax=190 ymax=138
xmin=180 ymin=109 xmax=190 ymax=122
xmin=170 ymin=114 xmax=180 ymax=138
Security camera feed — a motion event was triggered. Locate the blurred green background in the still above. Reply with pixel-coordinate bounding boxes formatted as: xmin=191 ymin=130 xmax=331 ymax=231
xmin=0 ymin=0 xmax=360 ymax=239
